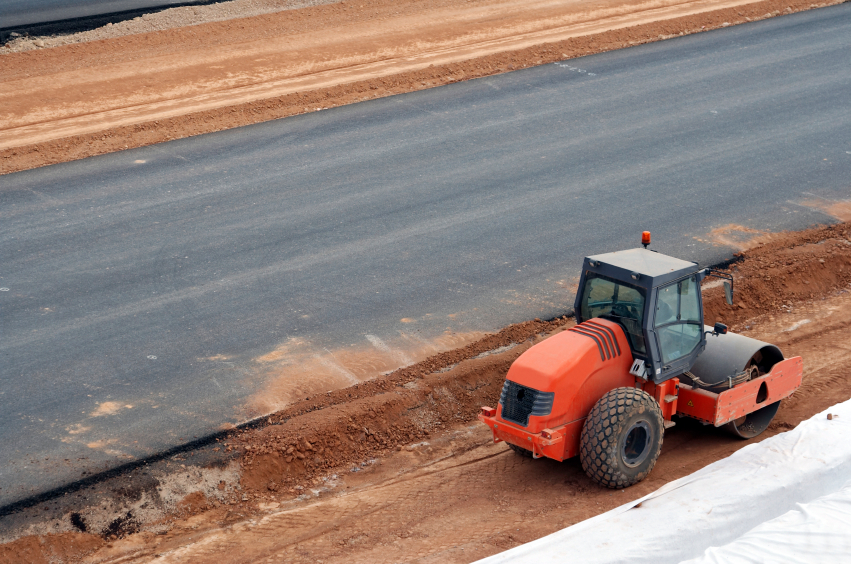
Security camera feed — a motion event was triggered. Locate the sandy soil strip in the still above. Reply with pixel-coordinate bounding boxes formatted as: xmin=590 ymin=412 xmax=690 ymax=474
xmin=2 ymin=222 xmax=850 ymax=563
xmin=0 ymin=0 xmax=842 ymax=176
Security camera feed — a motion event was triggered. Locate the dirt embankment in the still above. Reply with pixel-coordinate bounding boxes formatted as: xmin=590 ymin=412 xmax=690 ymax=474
xmin=236 ymin=318 xmax=571 ymax=492
xmin=4 ymin=222 xmax=851 ymax=563
xmin=703 ymin=223 xmax=851 ymax=326
xmin=0 ymin=0 xmax=843 ymax=176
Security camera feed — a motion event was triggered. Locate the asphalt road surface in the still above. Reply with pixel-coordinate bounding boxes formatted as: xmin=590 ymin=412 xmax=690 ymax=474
xmin=2 ymin=4 xmax=850 ymax=508
xmin=0 ymin=0 xmax=198 ymax=29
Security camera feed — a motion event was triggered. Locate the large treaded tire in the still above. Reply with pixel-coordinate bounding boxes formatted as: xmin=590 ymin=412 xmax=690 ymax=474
xmin=507 ymin=442 xmax=533 ymax=457
xmin=580 ymin=387 xmax=664 ymax=489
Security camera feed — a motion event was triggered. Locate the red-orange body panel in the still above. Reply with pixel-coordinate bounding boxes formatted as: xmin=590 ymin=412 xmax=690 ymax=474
xmin=642 ymin=378 xmax=679 ymax=421
xmin=480 ymin=319 xmax=634 ymax=461
xmin=677 ymin=356 xmax=803 ymax=425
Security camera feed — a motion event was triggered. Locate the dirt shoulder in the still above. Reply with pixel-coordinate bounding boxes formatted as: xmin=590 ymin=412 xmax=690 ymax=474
xmin=3 ymin=222 xmax=850 ymax=563
xmin=0 ymin=0 xmax=843 ymax=176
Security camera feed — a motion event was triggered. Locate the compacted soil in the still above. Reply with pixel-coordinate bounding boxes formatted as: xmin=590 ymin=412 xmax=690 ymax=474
xmin=3 ymin=223 xmax=851 ymax=563
xmin=0 ymin=0 xmax=843 ymax=175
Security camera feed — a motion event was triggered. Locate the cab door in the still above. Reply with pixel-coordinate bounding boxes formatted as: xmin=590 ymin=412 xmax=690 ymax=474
xmin=650 ymin=275 xmax=705 ymax=381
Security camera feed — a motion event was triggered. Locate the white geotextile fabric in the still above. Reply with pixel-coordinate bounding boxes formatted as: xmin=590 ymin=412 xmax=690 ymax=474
xmin=475 ymin=398 xmax=851 ymax=564
xmin=681 ymin=479 xmax=851 ymax=563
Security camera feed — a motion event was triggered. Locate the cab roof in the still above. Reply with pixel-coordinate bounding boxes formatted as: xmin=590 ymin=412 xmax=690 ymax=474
xmin=583 ymin=248 xmax=700 ymax=289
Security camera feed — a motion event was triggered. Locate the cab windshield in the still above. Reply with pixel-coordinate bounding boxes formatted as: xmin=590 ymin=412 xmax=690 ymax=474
xmin=579 ymin=273 xmax=647 ymax=354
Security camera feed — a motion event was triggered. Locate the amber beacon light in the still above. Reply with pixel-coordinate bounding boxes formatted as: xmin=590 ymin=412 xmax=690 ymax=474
xmin=641 ymin=231 xmax=651 ymax=248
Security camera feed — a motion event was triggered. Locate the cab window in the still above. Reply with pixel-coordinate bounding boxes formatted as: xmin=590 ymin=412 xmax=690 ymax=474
xmin=580 ymin=273 xmax=646 ymax=354
xmin=654 ymin=276 xmax=701 ymax=364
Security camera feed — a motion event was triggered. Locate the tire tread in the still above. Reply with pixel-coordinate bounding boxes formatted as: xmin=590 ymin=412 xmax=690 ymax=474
xmin=580 ymin=387 xmax=664 ymax=488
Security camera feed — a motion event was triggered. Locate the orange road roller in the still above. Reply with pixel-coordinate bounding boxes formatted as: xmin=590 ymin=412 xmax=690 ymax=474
xmin=479 ymin=233 xmax=803 ymax=488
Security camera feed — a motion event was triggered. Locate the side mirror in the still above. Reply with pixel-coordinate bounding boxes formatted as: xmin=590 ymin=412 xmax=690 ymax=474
xmin=723 ymin=281 xmax=733 ymax=306
xmin=703 ymin=269 xmax=734 ymax=305
xmin=714 ymin=322 xmax=728 ymax=335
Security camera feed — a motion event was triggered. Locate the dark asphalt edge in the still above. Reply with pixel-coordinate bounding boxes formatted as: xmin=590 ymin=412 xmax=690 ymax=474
xmin=0 ymin=422 xmax=248 ymax=519
xmin=0 ymin=256 xmax=745 ymax=518
xmin=1 ymin=0 xmax=226 ymax=39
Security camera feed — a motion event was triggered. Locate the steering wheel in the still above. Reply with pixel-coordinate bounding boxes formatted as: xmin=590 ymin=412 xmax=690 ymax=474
xmin=611 ymin=303 xmax=632 ymax=318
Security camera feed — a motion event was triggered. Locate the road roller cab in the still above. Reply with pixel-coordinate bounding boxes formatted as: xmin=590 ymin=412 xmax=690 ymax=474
xmin=479 ymin=234 xmax=803 ymax=488
xmin=576 ymin=246 xmax=711 ymax=384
